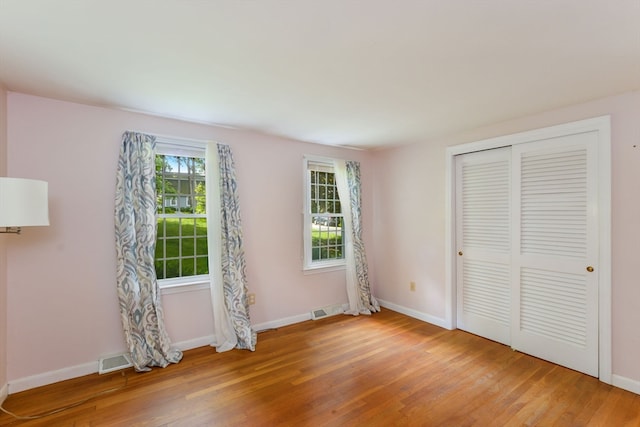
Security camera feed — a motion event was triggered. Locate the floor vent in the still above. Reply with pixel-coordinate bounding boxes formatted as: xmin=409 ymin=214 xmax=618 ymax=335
xmin=311 ymin=304 xmax=345 ymax=320
xmin=99 ymin=353 xmax=133 ymax=374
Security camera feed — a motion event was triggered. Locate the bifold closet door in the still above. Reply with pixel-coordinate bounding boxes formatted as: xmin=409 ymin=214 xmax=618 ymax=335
xmin=455 ymin=147 xmax=511 ymax=345
xmin=511 ymin=132 xmax=599 ymax=377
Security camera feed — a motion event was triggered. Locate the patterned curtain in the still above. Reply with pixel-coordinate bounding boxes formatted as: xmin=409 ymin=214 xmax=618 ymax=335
xmin=114 ymin=131 xmax=182 ymax=371
xmin=335 ymin=160 xmax=380 ymax=315
xmin=208 ymin=143 xmax=256 ymax=351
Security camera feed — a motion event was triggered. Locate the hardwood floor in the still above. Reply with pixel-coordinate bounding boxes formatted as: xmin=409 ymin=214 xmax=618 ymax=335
xmin=1 ymin=309 xmax=638 ymax=426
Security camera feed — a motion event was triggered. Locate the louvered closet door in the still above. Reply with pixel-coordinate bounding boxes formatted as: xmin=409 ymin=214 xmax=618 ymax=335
xmin=455 ymin=147 xmax=511 ymax=345
xmin=511 ymin=132 xmax=599 ymax=377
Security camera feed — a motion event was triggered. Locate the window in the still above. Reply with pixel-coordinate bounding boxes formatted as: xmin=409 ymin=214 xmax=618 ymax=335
xmin=155 ymin=140 xmax=208 ymax=285
xmin=304 ymin=157 xmax=345 ymax=270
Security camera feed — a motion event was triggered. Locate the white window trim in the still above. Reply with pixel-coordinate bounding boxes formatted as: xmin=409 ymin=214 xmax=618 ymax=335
xmin=159 ymin=275 xmax=210 ymax=295
xmin=155 ymin=135 xmax=208 ymax=157
xmin=303 ymin=155 xmax=346 ymax=272
xmin=155 ymin=135 xmax=212 ymax=292
xmin=303 ymin=260 xmax=346 ymax=274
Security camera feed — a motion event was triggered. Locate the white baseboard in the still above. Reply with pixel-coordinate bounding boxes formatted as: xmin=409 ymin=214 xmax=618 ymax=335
xmin=377 ymin=299 xmax=449 ymax=329
xmin=0 ymin=382 xmax=7 ymax=404
xmin=84 ymin=306 xmax=413 ymax=364
xmin=173 ymin=335 xmax=216 ymax=352
xmin=612 ymin=374 xmax=640 ymax=395
xmin=7 ymin=337 xmax=215 ymax=395
xmin=9 ymin=361 xmax=97 ymax=394
xmin=254 ymin=312 xmax=311 ymax=332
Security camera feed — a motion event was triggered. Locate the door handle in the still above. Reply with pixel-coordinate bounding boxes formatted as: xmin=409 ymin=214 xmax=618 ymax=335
xmin=586 ymin=266 xmax=594 ymax=272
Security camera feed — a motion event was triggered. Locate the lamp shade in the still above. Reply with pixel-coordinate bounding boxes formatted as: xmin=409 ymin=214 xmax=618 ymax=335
xmin=0 ymin=177 xmax=49 ymax=227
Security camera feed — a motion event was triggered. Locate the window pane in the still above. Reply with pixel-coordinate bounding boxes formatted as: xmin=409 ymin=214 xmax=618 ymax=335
xmin=307 ymin=164 xmax=344 ymax=264
xmin=178 ymin=257 xmax=192 ymax=276
xmin=181 ymin=218 xmax=195 ymax=236
xmin=164 ymin=237 xmax=179 ymax=259
xmin=157 ymin=218 xmax=165 ymax=237
xmin=166 ymin=259 xmax=180 ymax=279
xmin=311 ymin=217 xmax=344 ymax=261
xmin=182 ymin=237 xmax=194 ymax=257
xmin=155 ymin=260 xmax=165 ymax=280
xmin=195 ymin=218 xmax=207 ymax=235
xmin=195 ymin=184 xmax=206 ymax=214
xmin=154 ymin=238 xmax=164 ymax=260
xmin=165 ymin=218 xmax=180 ymax=238
xmin=196 ymin=257 xmax=208 ymax=275
xmin=155 ymin=152 xmax=209 ymax=281
xmin=195 ymin=237 xmax=208 ymax=255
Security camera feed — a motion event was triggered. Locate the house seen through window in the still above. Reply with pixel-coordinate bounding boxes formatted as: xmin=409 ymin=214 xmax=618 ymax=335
xmin=155 ymin=152 xmax=208 ymax=281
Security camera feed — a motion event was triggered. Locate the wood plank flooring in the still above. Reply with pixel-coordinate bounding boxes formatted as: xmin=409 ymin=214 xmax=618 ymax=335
xmin=1 ymin=308 xmax=638 ymax=426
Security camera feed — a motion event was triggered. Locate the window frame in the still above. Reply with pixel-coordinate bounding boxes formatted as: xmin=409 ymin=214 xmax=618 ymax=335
xmin=303 ymin=155 xmax=346 ymax=272
xmin=155 ymin=136 xmax=211 ymax=292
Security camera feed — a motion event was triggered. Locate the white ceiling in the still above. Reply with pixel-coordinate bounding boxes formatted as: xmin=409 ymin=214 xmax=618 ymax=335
xmin=1 ymin=1 xmax=639 ymax=149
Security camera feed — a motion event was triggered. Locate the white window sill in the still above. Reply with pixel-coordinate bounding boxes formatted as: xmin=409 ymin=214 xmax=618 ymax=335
xmin=159 ymin=276 xmax=211 ymax=295
xmin=303 ymin=262 xmax=346 ymax=275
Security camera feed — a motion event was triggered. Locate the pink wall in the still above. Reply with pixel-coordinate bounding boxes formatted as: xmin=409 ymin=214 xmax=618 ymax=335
xmin=0 ymin=85 xmax=8 ymax=395
xmin=372 ymin=91 xmax=640 ymax=386
xmin=5 ymin=93 xmax=374 ymax=384
xmin=6 ymin=89 xmax=638 ymax=392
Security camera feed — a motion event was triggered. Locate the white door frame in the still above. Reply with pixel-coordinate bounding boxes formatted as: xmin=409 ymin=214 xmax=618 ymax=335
xmin=444 ymin=115 xmax=612 ymax=384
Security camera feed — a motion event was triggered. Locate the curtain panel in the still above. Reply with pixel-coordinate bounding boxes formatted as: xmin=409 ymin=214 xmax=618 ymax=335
xmin=114 ymin=131 xmax=183 ymax=371
xmin=207 ymin=143 xmax=256 ymax=352
xmin=334 ymin=160 xmax=380 ymax=315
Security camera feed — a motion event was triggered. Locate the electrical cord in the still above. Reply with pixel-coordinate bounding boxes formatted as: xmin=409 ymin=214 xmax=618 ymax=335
xmin=0 ymin=372 xmax=128 ymax=420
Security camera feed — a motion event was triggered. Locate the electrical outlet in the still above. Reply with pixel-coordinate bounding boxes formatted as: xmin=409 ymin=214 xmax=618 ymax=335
xmin=247 ymin=293 xmax=256 ymax=305
xmin=410 ymin=281 xmax=416 ymax=292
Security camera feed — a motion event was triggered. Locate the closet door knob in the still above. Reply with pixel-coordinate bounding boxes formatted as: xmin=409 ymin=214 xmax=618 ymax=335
xmin=458 ymin=251 xmax=463 ymax=256
xmin=586 ymin=266 xmax=594 ymax=272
